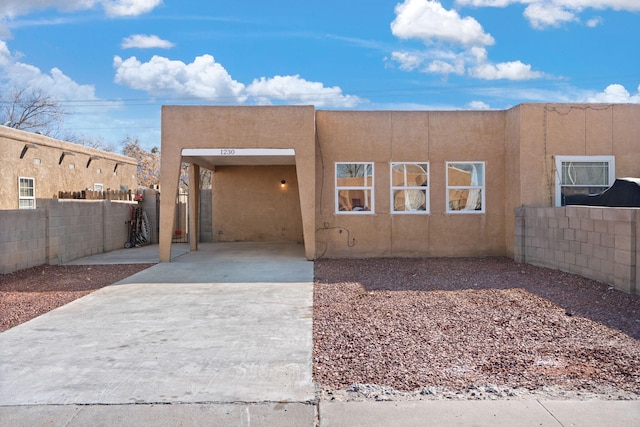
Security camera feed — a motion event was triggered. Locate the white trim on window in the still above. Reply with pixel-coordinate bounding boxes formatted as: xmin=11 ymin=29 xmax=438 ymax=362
xmin=18 ymin=176 xmax=35 ymax=209
xmin=335 ymin=162 xmax=374 ymax=214
xmin=554 ymin=156 xmax=615 ymax=207
xmin=390 ymin=162 xmax=429 ymax=214
xmin=94 ymin=183 xmax=104 ymax=192
xmin=446 ymin=162 xmax=485 ymax=214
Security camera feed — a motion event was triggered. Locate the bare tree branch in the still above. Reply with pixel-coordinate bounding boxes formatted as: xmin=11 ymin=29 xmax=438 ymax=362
xmin=122 ymin=136 xmax=160 ymax=187
xmin=0 ymin=86 xmax=67 ymax=136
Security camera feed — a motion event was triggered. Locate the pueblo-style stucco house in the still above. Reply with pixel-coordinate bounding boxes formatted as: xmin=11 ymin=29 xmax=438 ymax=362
xmin=0 ymin=126 xmax=138 ymax=210
xmin=159 ymin=103 xmax=640 ymax=263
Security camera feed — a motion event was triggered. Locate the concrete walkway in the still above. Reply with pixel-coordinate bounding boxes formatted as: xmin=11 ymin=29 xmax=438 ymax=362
xmin=1 ymin=242 xmax=639 ymax=426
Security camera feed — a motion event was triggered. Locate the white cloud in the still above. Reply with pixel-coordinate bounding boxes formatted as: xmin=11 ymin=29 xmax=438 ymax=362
xmin=426 ymin=59 xmax=466 ymax=75
xmin=113 ymin=54 xmax=247 ymax=102
xmin=389 ymin=1 xmax=543 ymax=82
xmin=586 ymin=16 xmax=603 ymax=27
xmin=121 ymin=34 xmax=174 ymax=49
xmin=0 ymin=0 xmax=161 ymax=17
xmin=586 ymin=83 xmax=640 ymax=103
xmin=467 ymin=100 xmax=491 ymax=109
xmin=390 ymin=51 xmax=425 ymax=71
xmin=524 ymin=3 xmax=578 ymax=29
xmin=0 ymin=40 xmax=100 ymax=105
xmin=455 ymin=0 xmax=512 ymax=5
xmin=470 ymin=60 xmax=545 ymax=80
xmin=391 ymin=0 xmax=494 ymax=46
xmin=246 ymin=75 xmax=361 ymax=108
xmin=455 ymin=0 xmax=640 ymax=29
xmin=102 ymin=0 xmax=162 ymax=17
xmin=0 ymin=40 xmax=11 ymax=66
xmin=113 ymin=53 xmax=363 ymax=107
xmin=0 ymin=0 xmax=162 ymax=37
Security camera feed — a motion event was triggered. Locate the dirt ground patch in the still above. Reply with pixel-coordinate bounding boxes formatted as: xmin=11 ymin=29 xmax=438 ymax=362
xmin=313 ymin=257 xmax=640 ymax=401
xmin=0 ymin=264 xmax=153 ymax=332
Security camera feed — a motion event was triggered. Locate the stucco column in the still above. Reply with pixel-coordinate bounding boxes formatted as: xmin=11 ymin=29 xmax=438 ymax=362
xmin=159 ymin=150 xmax=183 ymax=262
xmin=188 ymin=163 xmax=200 ymax=251
xmin=295 ymin=153 xmax=316 ymax=260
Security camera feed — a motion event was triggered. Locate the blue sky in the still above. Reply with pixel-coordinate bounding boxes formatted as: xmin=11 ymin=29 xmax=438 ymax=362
xmin=1 ymin=0 xmax=639 ymax=151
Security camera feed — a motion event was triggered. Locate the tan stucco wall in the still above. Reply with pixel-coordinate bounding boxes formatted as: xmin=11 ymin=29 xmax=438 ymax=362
xmin=504 ymin=104 xmax=640 ymax=257
xmin=160 ymin=103 xmax=639 ymax=261
xmin=0 ymin=126 xmax=137 ymax=209
xmin=315 ymin=110 xmax=507 ymax=258
xmin=160 ymin=105 xmax=316 ymax=261
xmin=514 ymin=104 xmax=640 ymax=208
xmin=503 ymin=106 xmax=522 ymax=257
xmin=211 ymin=165 xmax=303 ymax=242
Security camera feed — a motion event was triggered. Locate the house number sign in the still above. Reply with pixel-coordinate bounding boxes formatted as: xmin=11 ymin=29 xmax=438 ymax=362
xmin=219 ymin=149 xmax=236 ymax=155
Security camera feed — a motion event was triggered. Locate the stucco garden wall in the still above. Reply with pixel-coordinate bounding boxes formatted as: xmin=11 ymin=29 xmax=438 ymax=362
xmin=515 ymin=206 xmax=639 ymax=294
xmin=0 ymin=199 xmax=135 ymax=274
xmin=0 ymin=126 xmax=138 ymax=210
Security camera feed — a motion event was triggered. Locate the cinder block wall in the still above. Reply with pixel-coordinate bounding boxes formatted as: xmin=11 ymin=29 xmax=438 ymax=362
xmin=199 ymin=189 xmax=212 ymax=243
xmin=141 ymin=189 xmax=160 ymax=244
xmin=0 ymin=209 xmax=47 ymax=274
xmin=103 ymin=201 xmax=134 ymax=252
xmin=515 ymin=206 xmax=639 ymax=294
xmin=41 ymin=199 xmax=104 ymax=264
xmin=1 ymin=200 xmax=134 ymax=273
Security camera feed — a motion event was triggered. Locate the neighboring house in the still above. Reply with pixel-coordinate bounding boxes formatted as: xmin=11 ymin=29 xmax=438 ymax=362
xmin=0 ymin=126 xmax=138 ymax=209
xmin=158 ymin=103 xmax=640 ymax=262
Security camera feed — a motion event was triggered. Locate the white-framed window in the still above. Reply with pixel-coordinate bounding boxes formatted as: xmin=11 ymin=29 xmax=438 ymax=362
xmin=446 ymin=162 xmax=485 ymax=213
xmin=336 ymin=162 xmax=374 ymax=213
xmin=391 ymin=162 xmax=429 ymax=214
xmin=554 ymin=156 xmax=615 ymax=207
xmin=93 ymin=183 xmax=104 ymax=192
xmin=18 ymin=177 xmax=35 ymax=209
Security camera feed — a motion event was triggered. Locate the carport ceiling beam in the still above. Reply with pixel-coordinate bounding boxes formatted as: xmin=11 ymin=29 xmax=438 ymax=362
xmin=181 ymin=148 xmax=296 ymax=167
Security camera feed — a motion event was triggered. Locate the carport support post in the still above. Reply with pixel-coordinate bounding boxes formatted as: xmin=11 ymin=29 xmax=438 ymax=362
xmin=158 ymin=136 xmax=183 ymax=263
xmin=188 ymin=163 xmax=200 ymax=251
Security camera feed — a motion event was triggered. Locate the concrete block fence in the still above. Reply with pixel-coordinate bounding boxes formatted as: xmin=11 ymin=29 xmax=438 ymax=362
xmin=515 ymin=206 xmax=639 ymax=295
xmin=0 ymin=199 xmax=137 ymax=274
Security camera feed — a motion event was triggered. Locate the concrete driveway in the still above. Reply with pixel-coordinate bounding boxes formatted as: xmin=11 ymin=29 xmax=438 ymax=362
xmin=2 ymin=242 xmax=639 ymax=426
xmin=0 ymin=242 xmax=316 ymax=425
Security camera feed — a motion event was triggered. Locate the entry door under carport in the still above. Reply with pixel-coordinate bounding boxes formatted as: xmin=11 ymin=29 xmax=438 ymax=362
xmin=211 ymin=164 xmax=303 ymax=242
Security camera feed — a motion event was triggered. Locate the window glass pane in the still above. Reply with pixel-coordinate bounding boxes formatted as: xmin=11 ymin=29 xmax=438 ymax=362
xmin=562 ymin=186 xmax=609 ymax=198
xmin=19 ymin=199 xmax=34 ymax=209
xmin=19 ymin=178 xmax=34 ymax=197
xmin=336 ymin=163 xmax=374 ymax=214
xmin=393 ymin=189 xmax=427 ymax=211
xmin=449 ymin=189 xmax=483 ymax=211
xmin=391 ymin=163 xmax=428 ymax=187
xmin=338 ymin=189 xmax=372 ymax=211
xmin=336 ymin=163 xmax=372 ymax=180
xmin=448 ymin=163 xmax=484 ymax=186
xmin=561 ymin=162 xmax=609 ymax=186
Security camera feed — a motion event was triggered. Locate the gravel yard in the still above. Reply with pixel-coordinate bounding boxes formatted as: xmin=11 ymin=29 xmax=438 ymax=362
xmin=314 ymin=257 xmax=640 ymax=401
xmin=2 ymin=258 xmax=639 ymax=402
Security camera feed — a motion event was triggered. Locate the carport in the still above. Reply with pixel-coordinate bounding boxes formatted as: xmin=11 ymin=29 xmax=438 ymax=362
xmin=159 ymin=106 xmax=316 ymax=262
